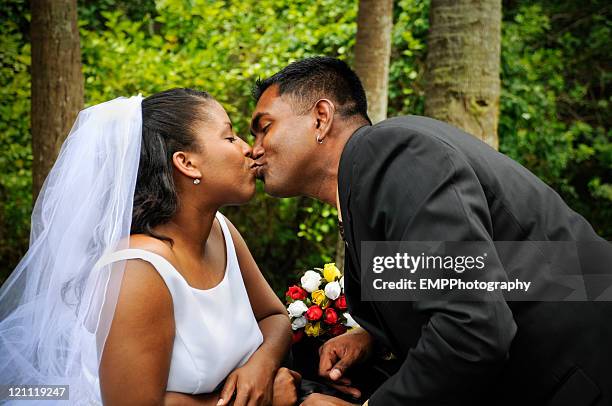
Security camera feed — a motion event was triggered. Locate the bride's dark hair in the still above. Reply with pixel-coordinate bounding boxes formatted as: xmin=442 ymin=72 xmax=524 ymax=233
xmin=132 ymin=88 xmax=212 ymax=243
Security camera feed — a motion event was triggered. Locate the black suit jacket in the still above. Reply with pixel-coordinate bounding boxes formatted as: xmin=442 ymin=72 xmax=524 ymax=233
xmin=337 ymin=116 xmax=612 ymax=406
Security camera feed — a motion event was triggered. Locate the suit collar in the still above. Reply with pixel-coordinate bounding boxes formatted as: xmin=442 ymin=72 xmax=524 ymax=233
xmin=337 ymin=124 xmax=371 ymax=219
xmin=337 ymin=124 xmax=371 ymax=283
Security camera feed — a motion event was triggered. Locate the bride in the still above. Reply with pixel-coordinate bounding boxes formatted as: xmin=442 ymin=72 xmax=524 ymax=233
xmin=0 ymin=89 xmax=300 ymax=405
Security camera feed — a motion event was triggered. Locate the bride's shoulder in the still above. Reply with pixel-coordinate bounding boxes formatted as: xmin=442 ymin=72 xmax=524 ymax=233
xmin=102 ymin=236 xmax=175 ymax=366
xmin=115 ymin=235 xmax=175 ymax=303
xmin=127 ymin=234 xmax=176 ymax=263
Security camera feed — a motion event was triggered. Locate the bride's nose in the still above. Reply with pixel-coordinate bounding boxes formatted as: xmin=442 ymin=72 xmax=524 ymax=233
xmin=240 ymin=139 xmax=253 ymax=158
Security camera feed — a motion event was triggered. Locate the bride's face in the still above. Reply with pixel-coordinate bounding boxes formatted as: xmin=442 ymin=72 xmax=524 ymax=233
xmin=186 ymin=101 xmax=257 ymax=205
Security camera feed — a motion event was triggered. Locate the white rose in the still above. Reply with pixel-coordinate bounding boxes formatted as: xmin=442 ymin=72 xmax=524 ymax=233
xmin=343 ymin=312 xmax=358 ymax=328
xmin=339 ymin=276 xmax=344 ymax=290
xmin=287 ymin=301 xmax=308 ymax=318
xmin=324 ymin=281 xmax=341 ymax=300
xmin=300 ymin=270 xmax=322 ymax=293
xmin=291 ymin=316 xmax=307 ymax=330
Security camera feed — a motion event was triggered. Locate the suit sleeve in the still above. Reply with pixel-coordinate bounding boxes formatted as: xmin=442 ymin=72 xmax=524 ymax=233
xmin=347 ymin=125 xmax=518 ymax=405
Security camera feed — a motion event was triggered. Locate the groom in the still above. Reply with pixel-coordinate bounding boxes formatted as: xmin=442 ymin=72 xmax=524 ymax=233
xmin=250 ymin=57 xmax=612 ymax=406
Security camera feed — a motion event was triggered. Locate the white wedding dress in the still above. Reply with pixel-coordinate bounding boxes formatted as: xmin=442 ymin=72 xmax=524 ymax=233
xmin=93 ymin=212 xmax=264 ymax=394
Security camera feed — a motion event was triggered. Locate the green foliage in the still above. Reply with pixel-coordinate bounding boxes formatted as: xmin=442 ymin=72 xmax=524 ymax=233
xmin=0 ymin=0 xmax=32 ymax=279
xmin=498 ymin=1 xmax=611 ymax=238
xmin=0 ymin=0 xmax=609 ymax=289
xmin=388 ymin=0 xmax=429 ymax=116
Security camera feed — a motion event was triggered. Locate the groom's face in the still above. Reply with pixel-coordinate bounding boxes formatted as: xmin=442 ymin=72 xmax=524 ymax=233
xmin=251 ymin=85 xmax=318 ymax=197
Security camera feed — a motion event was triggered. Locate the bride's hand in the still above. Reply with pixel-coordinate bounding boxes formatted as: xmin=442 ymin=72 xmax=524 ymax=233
xmin=217 ymin=356 xmax=277 ymax=406
xmin=272 ymin=368 xmax=301 ymax=406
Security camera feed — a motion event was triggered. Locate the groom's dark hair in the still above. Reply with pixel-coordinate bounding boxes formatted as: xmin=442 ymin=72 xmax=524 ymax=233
xmin=253 ymin=56 xmax=371 ymax=124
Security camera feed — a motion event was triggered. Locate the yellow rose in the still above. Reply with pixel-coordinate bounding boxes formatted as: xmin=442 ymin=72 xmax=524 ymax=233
xmin=311 ymin=289 xmax=326 ymax=305
xmin=305 ymin=322 xmax=322 ymax=337
xmin=323 ymin=263 xmax=341 ymax=282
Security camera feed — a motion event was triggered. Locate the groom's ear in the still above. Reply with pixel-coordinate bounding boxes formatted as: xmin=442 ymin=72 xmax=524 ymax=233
xmin=172 ymin=151 xmax=202 ymax=179
xmin=313 ymin=98 xmax=335 ymax=141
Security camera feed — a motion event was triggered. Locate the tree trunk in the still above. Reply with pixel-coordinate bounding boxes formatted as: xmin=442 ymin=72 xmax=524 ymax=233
xmin=336 ymin=0 xmax=394 ymax=269
xmin=353 ymin=0 xmax=394 ymax=124
xmin=424 ymin=0 xmax=501 ymax=149
xmin=31 ymin=0 xmax=84 ymax=199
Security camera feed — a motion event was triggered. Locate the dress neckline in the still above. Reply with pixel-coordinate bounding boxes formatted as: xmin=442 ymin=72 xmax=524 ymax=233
xmin=127 ymin=213 xmax=231 ymax=293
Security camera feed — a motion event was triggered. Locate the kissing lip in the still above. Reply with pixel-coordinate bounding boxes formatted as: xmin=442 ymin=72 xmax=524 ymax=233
xmin=250 ymin=162 xmax=262 ymax=175
xmin=251 ymin=162 xmax=265 ymax=179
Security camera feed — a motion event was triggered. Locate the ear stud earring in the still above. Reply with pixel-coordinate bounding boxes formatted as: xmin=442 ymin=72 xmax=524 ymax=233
xmin=193 ymin=178 xmax=201 ymax=185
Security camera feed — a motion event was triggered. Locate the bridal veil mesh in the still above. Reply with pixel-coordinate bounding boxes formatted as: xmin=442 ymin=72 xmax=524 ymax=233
xmin=0 ymin=95 xmax=143 ymax=404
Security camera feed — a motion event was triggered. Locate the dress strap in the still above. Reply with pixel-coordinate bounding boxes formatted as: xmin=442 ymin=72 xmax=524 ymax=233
xmin=94 ymin=248 xmax=190 ymax=299
xmin=215 ymin=212 xmax=238 ymax=269
xmin=215 ymin=212 xmax=231 ymax=244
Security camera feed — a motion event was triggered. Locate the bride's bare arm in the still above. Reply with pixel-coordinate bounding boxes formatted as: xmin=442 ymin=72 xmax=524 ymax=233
xmin=98 ymin=257 xmax=227 ymax=406
xmin=218 ymin=219 xmax=293 ymax=405
xmin=99 ymin=258 xmax=175 ymax=405
xmin=227 ymin=218 xmax=292 ymax=366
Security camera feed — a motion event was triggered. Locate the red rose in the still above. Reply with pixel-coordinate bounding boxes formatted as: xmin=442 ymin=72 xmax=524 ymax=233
xmin=328 ymin=323 xmax=347 ymax=336
xmin=334 ymin=295 xmax=348 ymax=311
xmin=286 ymin=285 xmax=307 ymax=300
xmin=323 ymin=308 xmax=339 ymax=325
xmin=306 ymin=305 xmax=323 ymax=321
xmin=292 ymin=329 xmax=304 ymax=344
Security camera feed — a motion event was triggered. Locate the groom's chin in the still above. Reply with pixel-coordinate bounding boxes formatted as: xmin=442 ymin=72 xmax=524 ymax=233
xmin=261 ymin=180 xmax=298 ymax=199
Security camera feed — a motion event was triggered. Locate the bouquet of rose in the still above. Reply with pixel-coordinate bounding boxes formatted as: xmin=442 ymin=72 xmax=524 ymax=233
xmin=285 ymin=263 xmax=358 ymax=344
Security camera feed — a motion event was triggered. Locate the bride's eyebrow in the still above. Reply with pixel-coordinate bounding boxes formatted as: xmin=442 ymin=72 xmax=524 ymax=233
xmin=222 ymin=122 xmax=233 ymax=133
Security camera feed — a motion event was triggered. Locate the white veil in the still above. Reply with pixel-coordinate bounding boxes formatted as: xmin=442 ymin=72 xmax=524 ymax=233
xmin=0 ymin=95 xmax=143 ymax=404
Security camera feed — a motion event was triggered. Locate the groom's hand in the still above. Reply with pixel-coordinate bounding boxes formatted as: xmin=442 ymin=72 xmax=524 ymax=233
xmin=318 ymin=327 xmax=374 ymax=398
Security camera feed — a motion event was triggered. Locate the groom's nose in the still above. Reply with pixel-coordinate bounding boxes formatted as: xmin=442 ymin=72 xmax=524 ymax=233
xmin=252 ymin=140 xmax=264 ymax=160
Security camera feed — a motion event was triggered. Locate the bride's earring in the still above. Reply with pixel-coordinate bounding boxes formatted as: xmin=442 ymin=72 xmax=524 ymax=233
xmin=193 ymin=178 xmax=201 ymax=185
xmin=316 ymin=134 xmax=324 ymax=144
